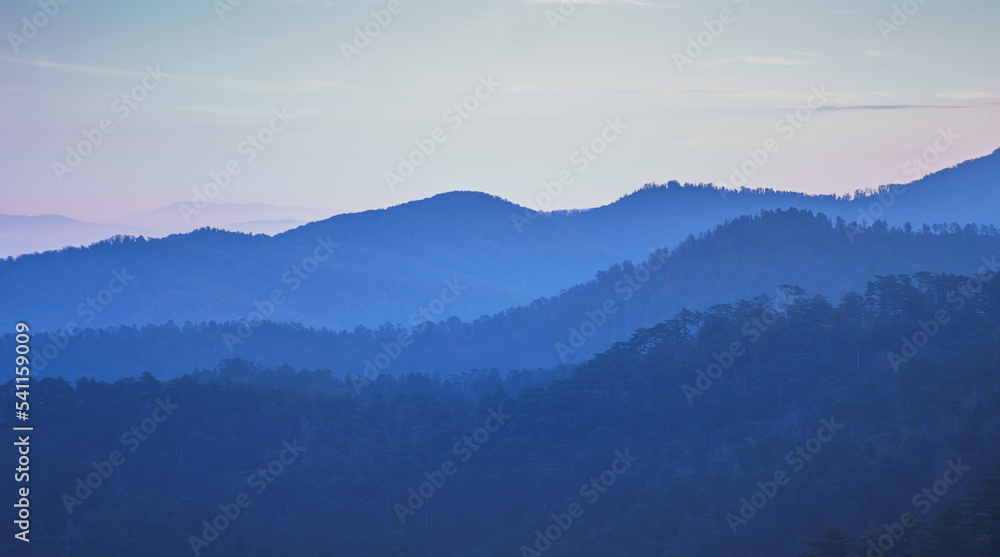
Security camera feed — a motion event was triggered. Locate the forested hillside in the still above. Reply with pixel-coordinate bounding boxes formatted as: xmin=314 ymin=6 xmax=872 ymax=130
xmin=11 ymin=209 xmax=1000 ymax=382
xmin=3 ymin=270 xmax=998 ymax=556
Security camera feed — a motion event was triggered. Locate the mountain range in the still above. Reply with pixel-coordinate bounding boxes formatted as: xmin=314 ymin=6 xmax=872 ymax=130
xmin=2 ymin=147 xmax=1000 ymax=556
xmin=2 ymin=147 xmax=999 ymax=334
xmin=0 ymin=203 xmax=335 ymax=259
xmin=8 ymin=208 xmax=999 ymax=381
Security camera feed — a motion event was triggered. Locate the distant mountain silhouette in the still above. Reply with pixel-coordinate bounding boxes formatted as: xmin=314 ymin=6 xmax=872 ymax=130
xmin=0 ymin=203 xmax=335 ymax=258
xmin=0 ymin=214 xmax=149 ymax=259
xmin=222 ymin=218 xmax=309 ymax=235
xmin=2 ymin=148 xmax=998 ymax=335
xmin=116 ymin=202 xmax=335 ymax=231
xmin=11 ymin=209 xmax=1000 ymax=381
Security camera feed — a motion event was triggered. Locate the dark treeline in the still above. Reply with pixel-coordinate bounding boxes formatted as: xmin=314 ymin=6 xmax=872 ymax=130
xmin=188 ymin=359 xmax=574 ymax=401
xmin=2 ymin=270 xmax=999 ymax=556
xmin=8 ymin=209 xmax=1000 ymax=382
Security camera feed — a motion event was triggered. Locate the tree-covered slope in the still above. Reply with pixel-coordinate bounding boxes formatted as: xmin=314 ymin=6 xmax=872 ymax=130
xmin=3 ymin=270 xmax=999 ymax=556
xmin=11 ymin=209 xmax=1000 ymax=382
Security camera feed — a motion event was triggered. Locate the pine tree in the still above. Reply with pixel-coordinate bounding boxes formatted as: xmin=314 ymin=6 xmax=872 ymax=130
xmin=964 ymin=464 xmax=1000 ymax=555
xmin=921 ymin=506 xmax=973 ymax=556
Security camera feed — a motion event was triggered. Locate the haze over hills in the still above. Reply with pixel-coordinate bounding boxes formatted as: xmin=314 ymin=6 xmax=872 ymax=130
xmin=2 ymin=147 xmax=998 ymax=260
xmin=0 ymin=203 xmax=335 ymax=258
xmin=2 ymin=148 xmax=999 ymax=336
xmin=6 ymin=265 xmax=999 ymax=556
xmin=10 ymin=209 xmax=1000 ymax=382
xmin=6 ymin=0 xmax=999 ymax=553
xmin=115 ymin=202 xmax=335 ymax=230
xmin=0 ymin=214 xmax=150 ymax=260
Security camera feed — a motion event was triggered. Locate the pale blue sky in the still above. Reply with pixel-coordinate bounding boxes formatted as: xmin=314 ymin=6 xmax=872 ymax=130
xmin=1 ymin=0 xmax=998 ymax=221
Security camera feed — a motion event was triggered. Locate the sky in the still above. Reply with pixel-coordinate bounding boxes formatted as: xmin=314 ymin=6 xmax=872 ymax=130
xmin=0 ymin=0 xmax=998 ymax=222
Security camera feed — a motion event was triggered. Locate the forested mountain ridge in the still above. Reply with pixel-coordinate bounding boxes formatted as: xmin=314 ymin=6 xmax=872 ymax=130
xmin=3 ymin=270 xmax=998 ymax=556
xmin=2 ymin=148 xmax=999 ymax=334
xmin=10 ymin=209 xmax=1000 ymax=382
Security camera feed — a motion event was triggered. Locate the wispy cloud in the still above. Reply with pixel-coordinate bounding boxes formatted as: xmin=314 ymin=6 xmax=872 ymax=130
xmin=862 ymin=91 xmax=898 ymax=98
xmin=266 ymin=0 xmax=334 ymax=6
xmin=740 ymin=55 xmax=813 ymax=66
xmin=153 ymin=105 xmax=283 ymax=117
xmin=668 ymin=137 xmax=745 ymax=147
xmin=817 ymin=102 xmax=999 ymax=112
xmin=0 ymin=56 xmax=341 ymax=92
xmin=524 ymin=0 xmax=671 ymax=5
xmin=0 ymin=56 xmax=149 ymax=79
xmin=934 ymin=91 xmax=1000 ymax=100
xmin=701 ymin=55 xmax=816 ymax=68
xmin=503 ymin=80 xmax=833 ymax=102
xmin=851 ymin=50 xmax=898 ymax=59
